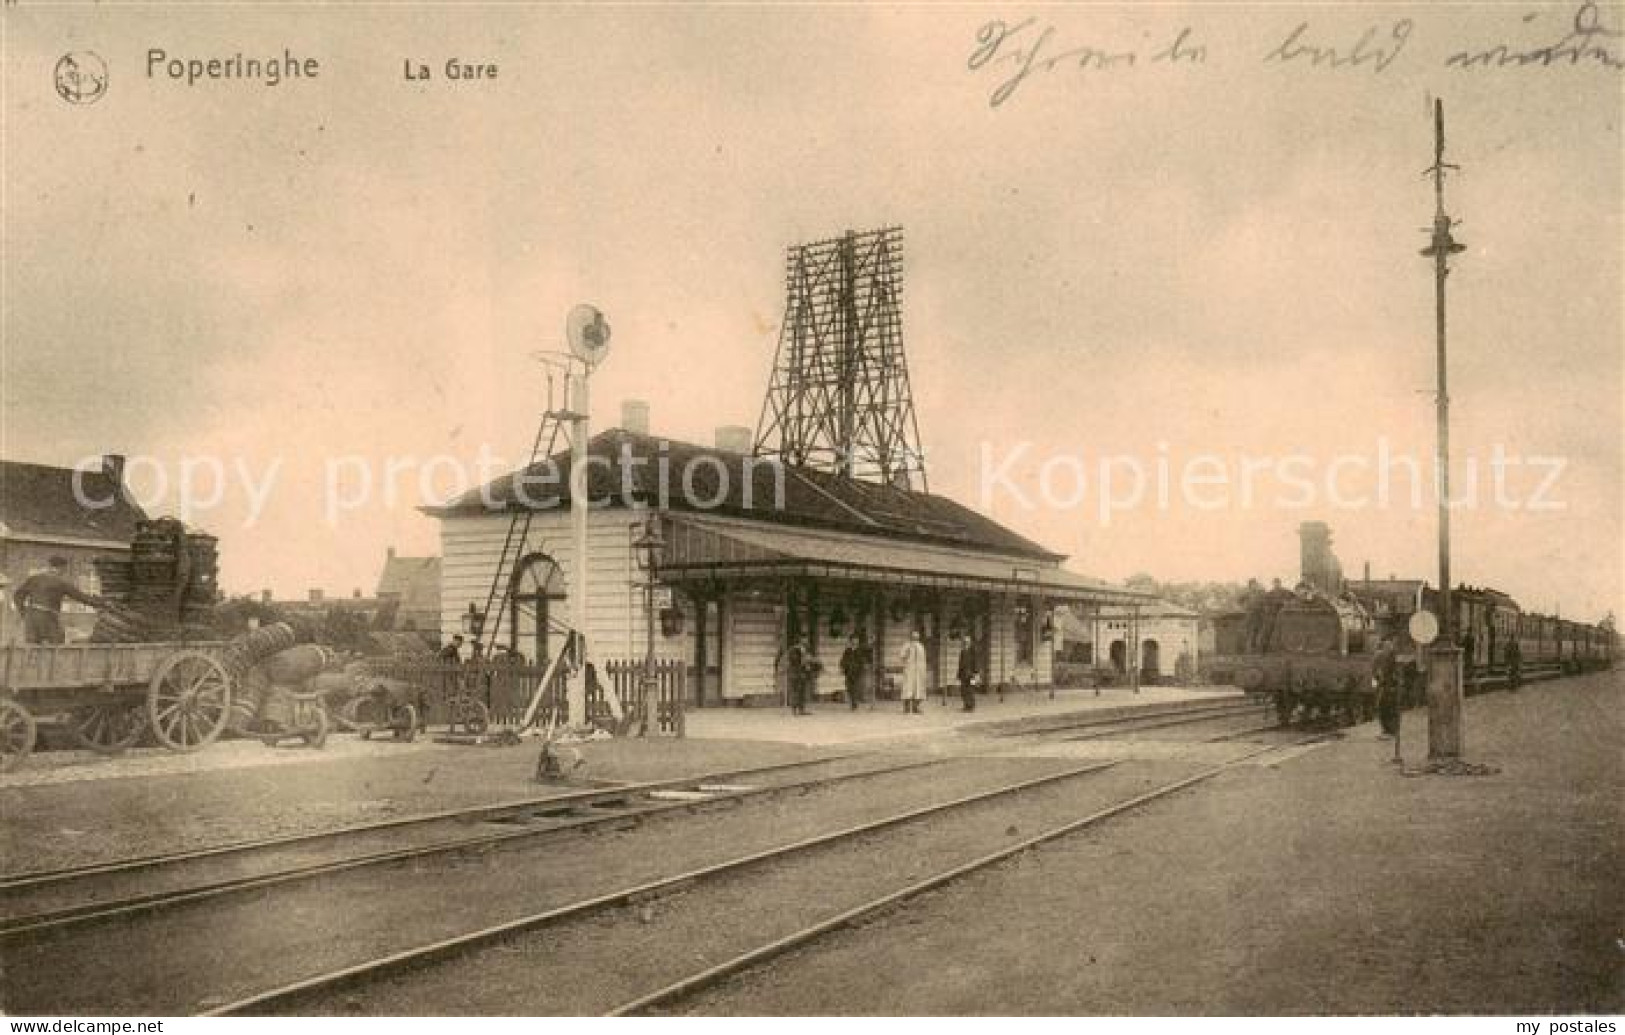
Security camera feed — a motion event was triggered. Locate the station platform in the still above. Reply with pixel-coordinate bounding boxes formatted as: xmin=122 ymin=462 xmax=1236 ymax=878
xmin=683 ymin=683 xmax=1244 ymax=747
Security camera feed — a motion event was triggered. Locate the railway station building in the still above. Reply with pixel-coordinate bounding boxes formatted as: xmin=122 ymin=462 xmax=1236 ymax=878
xmin=428 ymin=418 xmax=1151 ymax=707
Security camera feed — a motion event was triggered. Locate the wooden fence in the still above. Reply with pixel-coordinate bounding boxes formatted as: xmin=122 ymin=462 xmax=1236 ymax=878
xmin=598 ymin=659 xmax=686 ymax=737
xmin=360 ymin=657 xmax=683 ymax=737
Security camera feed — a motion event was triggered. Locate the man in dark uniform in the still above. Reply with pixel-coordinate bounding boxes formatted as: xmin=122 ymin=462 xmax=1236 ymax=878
xmin=785 ymin=634 xmax=811 ymax=715
xmin=427 ymin=634 xmax=464 ymax=731
xmin=1505 ymin=637 xmax=1522 ymax=692
xmin=956 ymin=634 xmax=979 ymax=712
xmin=1372 ymin=636 xmax=1400 ymax=737
xmin=13 ymin=556 xmax=103 ymax=644
xmin=839 ymin=635 xmax=869 ymax=711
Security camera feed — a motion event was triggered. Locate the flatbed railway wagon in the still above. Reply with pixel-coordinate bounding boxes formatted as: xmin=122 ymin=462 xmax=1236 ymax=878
xmin=0 ymin=641 xmax=236 ymax=771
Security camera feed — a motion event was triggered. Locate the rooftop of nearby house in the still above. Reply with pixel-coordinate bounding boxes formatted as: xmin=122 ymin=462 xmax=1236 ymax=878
xmin=427 ymin=428 xmax=1064 ymax=563
xmin=0 ymin=457 xmax=148 ymax=545
xmin=375 ymin=548 xmax=441 ymax=614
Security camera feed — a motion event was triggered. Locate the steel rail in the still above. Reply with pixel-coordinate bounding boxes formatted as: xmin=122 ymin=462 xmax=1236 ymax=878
xmin=0 ymin=753 xmax=861 ymax=890
xmin=989 ymin=699 xmax=1261 ymax=738
xmin=607 ymin=734 xmax=1330 ymax=1016
xmin=0 ymin=755 xmax=951 ymax=939
xmin=1201 ymin=723 xmax=1297 ymax=743
xmin=1061 ymin=704 xmax=1273 ymax=742
xmin=203 ymin=758 xmax=1122 ymax=1016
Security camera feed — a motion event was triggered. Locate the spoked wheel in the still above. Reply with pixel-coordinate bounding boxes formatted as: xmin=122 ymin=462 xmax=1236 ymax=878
xmin=67 ymin=702 xmax=146 ymax=754
xmin=452 ymin=698 xmax=490 ymax=736
xmin=147 ymin=650 xmax=233 ymax=753
xmin=301 ymin=705 xmax=329 ymax=750
xmin=347 ymin=696 xmax=384 ymax=739
xmin=393 ymin=705 xmax=419 ymax=742
xmin=1 ymin=699 xmax=38 ymax=772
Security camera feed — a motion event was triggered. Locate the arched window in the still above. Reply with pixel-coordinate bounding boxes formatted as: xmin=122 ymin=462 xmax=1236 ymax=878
xmin=510 ymin=553 xmax=566 ymax=665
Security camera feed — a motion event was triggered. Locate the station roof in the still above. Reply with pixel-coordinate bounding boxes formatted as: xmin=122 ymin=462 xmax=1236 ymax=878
xmin=655 ymin=512 xmax=1153 ymax=606
xmin=429 ymin=427 xmax=1064 ymax=563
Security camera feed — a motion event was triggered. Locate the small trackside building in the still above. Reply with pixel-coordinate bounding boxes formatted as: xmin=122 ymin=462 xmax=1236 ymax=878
xmin=426 ymin=428 xmax=1151 ymax=707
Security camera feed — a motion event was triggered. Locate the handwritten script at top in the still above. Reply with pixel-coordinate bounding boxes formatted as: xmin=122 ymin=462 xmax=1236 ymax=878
xmin=967 ymin=19 xmax=1206 ymax=108
xmin=967 ymin=2 xmax=1621 ymax=109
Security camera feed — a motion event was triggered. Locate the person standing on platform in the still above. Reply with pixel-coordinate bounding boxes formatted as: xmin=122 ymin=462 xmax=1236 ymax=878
xmin=956 ymin=634 xmax=979 ymax=713
xmin=899 ymin=630 xmax=928 ymax=714
xmin=785 ymin=634 xmax=812 ymax=716
xmin=840 ymin=635 xmax=869 ymax=711
xmin=1372 ymin=636 xmax=1400 ymax=737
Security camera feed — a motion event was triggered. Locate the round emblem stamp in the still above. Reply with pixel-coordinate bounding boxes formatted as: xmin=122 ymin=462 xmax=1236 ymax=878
xmin=55 ymin=52 xmax=108 ymax=105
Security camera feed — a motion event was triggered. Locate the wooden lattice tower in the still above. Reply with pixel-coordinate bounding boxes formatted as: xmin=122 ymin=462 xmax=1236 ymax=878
xmin=753 ymin=227 xmax=928 ymax=490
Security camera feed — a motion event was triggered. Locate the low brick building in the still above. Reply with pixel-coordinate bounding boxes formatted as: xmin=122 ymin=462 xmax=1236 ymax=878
xmin=0 ymin=456 xmax=148 ymax=644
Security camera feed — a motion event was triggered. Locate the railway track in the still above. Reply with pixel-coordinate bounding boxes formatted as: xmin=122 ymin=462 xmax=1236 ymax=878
xmin=0 ymin=699 xmax=1268 ymax=938
xmin=1060 ymin=703 xmax=1274 ymax=742
xmin=608 ymin=734 xmax=1329 ymax=1017
xmin=0 ymin=754 xmax=855 ymax=890
xmin=0 ymin=752 xmax=1117 ymax=1014
xmin=978 ymin=696 xmax=1259 ymax=739
xmin=190 ymin=734 xmax=1327 ymax=1017
xmin=978 ymin=698 xmax=1271 ymax=745
xmin=207 ymin=756 xmax=1125 ymax=1016
xmin=0 ymin=753 xmax=948 ymax=938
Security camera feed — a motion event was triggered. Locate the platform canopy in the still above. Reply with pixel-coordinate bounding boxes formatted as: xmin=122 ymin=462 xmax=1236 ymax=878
xmin=656 ymin=513 xmax=1153 ymax=607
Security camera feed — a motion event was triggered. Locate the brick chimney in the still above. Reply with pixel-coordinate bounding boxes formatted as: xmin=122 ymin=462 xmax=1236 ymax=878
xmin=621 ymin=400 xmax=650 ymax=436
xmin=101 ymin=454 xmax=126 ymax=495
xmin=714 ymin=426 xmax=752 ymax=454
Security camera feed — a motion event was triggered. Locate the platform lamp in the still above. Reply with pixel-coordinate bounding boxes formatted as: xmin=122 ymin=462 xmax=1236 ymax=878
xmin=633 ymin=512 xmax=667 ymax=736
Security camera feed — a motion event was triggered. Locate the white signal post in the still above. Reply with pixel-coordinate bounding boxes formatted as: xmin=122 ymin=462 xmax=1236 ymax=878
xmin=567 ymin=364 xmax=590 ymax=726
xmin=564 ymin=305 xmax=612 ymax=728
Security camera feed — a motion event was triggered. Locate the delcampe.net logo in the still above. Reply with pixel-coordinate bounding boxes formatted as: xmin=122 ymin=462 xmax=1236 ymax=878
xmin=54 ymin=51 xmax=108 ymax=104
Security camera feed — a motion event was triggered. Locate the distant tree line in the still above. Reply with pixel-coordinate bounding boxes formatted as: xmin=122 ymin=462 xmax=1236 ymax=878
xmin=1121 ymin=574 xmax=1249 ymax=614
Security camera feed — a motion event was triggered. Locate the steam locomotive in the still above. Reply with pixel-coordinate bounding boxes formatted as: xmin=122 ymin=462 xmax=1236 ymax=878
xmin=1206 ymin=580 xmax=1616 ymax=726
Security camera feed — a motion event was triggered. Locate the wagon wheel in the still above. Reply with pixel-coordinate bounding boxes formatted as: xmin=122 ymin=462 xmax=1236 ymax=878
xmin=1274 ymin=690 xmax=1295 ymax=727
xmin=67 ymin=702 xmax=146 ymax=755
xmin=301 ymin=706 xmax=329 ymax=750
xmin=454 ymin=697 xmax=491 ymax=736
xmin=393 ymin=705 xmax=419 ymax=742
xmin=346 ymin=695 xmax=384 ymax=739
xmin=147 ymin=650 xmax=233 ymax=753
xmin=0 ymin=699 xmax=38 ymax=772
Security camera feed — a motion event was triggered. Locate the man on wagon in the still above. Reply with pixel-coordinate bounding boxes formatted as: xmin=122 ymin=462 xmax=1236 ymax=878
xmin=13 ymin=556 xmax=104 ymax=644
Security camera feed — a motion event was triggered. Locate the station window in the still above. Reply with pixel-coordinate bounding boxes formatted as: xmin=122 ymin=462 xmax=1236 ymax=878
xmin=1014 ymin=599 xmax=1035 ymax=665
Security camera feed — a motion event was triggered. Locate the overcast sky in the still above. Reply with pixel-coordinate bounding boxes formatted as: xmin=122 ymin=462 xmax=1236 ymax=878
xmin=4 ymin=4 xmax=1620 ymax=621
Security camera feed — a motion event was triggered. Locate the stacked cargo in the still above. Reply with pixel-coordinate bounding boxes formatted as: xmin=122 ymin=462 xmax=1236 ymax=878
xmin=90 ymin=518 xmax=221 ymax=642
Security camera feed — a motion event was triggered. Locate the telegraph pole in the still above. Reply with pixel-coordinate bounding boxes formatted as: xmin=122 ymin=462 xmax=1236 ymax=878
xmin=1420 ymin=99 xmax=1466 ymax=761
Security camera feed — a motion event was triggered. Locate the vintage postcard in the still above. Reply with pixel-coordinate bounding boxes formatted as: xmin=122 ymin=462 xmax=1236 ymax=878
xmin=1 ymin=1 xmax=1620 ymax=1023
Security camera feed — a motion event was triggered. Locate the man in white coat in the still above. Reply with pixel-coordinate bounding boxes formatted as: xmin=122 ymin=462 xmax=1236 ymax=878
xmin=899 ymin=630 xmax=928 ymax=714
